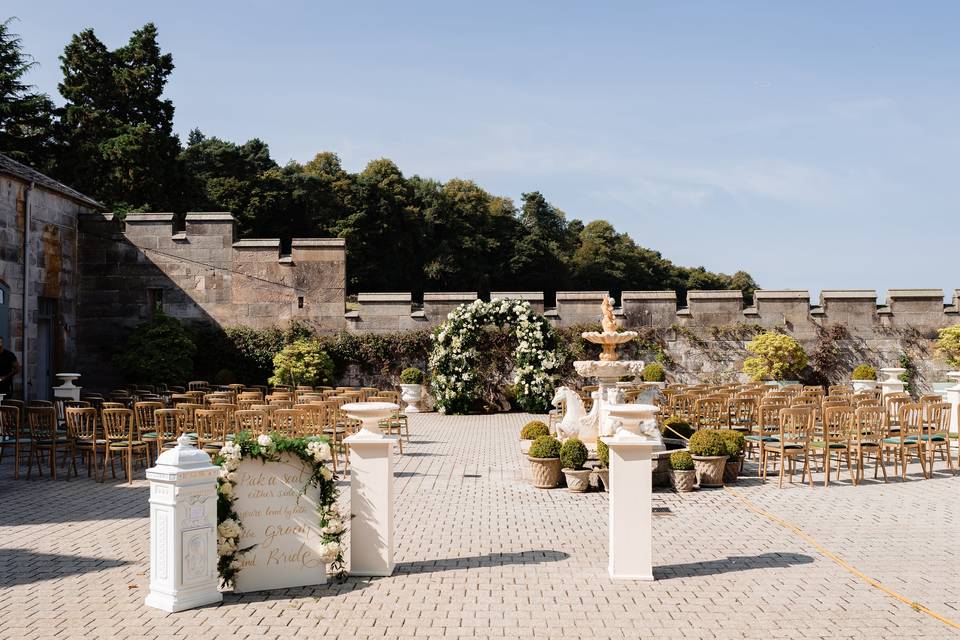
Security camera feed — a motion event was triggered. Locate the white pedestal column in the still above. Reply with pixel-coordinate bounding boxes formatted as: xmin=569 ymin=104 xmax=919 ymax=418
xmin=344 ymin=433 xmax=395 ymax=576
xmin=946 ymin=371 xmax=960 ymax=436
xmin=879 ymin=367 xmax=907 ymax=401
xmin=603 ymin=433 xmax=663 ymax=581
xmin=53 ymin=373 xmax=82 ymax=402
xmin=144 ymin=435 xmax=222 ymax=613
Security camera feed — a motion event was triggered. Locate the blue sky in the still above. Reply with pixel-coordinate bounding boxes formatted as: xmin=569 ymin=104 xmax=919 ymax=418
xmin=11 ymin=1 xmax=960 ymax=299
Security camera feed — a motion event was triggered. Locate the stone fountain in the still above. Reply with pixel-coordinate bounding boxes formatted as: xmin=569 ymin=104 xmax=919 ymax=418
xmin=574 ymin=295 xmax=662 ymax=442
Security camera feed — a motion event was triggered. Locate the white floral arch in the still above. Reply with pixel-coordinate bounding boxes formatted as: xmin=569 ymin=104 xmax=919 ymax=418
xmin=429 ymin=299 xmax=562 ymax=414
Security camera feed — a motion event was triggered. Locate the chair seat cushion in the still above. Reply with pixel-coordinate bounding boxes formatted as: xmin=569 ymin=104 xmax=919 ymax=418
xmin=810 ymin=440 xmax=847 ymax=449
xmin=763 ymin=442 xmax=804 ymax=449
xmin=109 ymin=440 xmax=146 ymax=448
xmin=140 ymin=432 xmax=160 ymax=440
xmin=745 ymin=435 xmax=778 ymax=442
xmin=37 ymin=438 xmax=69 ymax=445
xmin=76 ymin=438 xmax=108 ymax=445
xmin=918 ymin=434 xmax=946 ymax=442
xmin=1 ymin=436 xmax=31 ymax=444
xmin=882 ymin=437 xmax=917 ymax=445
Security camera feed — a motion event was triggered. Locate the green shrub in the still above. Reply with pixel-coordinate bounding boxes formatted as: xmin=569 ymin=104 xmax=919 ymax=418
xmin=113 ymin=313 xmax=196 ymax=385
xmin=936 ymin=325 xmax=960 ymax=368
xmin=214 ymin=368 xmax=236 ymax=385
xmin=642 ymin=363 xmax=666 ymax=382
xmin=851 ymin=365 xmax=876 ymax=381
xmin=268 ymin=339 xmax=334 ymax=388
xmin=660 ymin=416 xmax=694 ymax=439
xmin=520 ymin=421 xmax=550 ymax=440
xmin=597 ymin=439 xmax=609 ymax=468
xmin=742 ymin=332 xmax=807 ymax=381
xmin=559 ymin=438 xmax=588 ymax=469
xmin=669 ymin=451 xmax=694 ymax=471
xmin=687 ymin=430 xmax=727 ymax=457
xmin=399 ymin=367 xmax=424 ymax=384
xmin=528 ymin=435 xmax=561 ymax=459
xmin=718 ymin=430 xmax=745 ymax=458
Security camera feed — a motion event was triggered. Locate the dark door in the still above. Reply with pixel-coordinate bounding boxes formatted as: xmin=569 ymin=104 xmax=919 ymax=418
xmin=33 ymin=298 xmax=55 ymax=401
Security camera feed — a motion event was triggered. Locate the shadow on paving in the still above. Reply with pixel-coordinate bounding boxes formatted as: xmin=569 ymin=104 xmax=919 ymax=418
xmin=0 ymin=479 xmax=149 ymax=526
xmin=654 ymin=552 xmax=813 ymax=579
xmin=395 ymin=549 xmax=570 ymax=574
xmin=0 ymin=548 xmax=132 ymax=587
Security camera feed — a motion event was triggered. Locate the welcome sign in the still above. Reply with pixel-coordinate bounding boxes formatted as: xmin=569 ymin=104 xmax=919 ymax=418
xmin=231 ymin=454 xmax=327 ymax=592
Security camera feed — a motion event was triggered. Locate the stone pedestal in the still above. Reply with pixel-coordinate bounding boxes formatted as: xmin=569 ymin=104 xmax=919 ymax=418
xmin=879 ymin=367 xmax=907 ymax=401
xmin=344 ymin=433 xmax=395 ymax=576
xmin=53 ymin=373 xmax=81 ymax=402
xmin=946 ymin=371 xmax=960 ymax=436
xmin=603 ymin=432 xmax=664 ymax=581
xmin=144 ymin=435 xmax=222 ymax=613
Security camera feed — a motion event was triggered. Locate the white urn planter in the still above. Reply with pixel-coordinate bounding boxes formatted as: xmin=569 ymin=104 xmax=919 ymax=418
xmin=852 ymin=379 xmax=878 ymax=393
xmin=399 ymin=384 xmax=423 ymax=414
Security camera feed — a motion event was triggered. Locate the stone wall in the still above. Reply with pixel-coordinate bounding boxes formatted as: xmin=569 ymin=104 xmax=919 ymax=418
xmin=0 ymin=176 xmax=92 ymax=399
xmin=77 ymin=211 xmax=346 ymax=387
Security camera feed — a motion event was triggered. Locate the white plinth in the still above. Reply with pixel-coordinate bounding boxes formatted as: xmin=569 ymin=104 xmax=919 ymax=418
xmin=603 ymin=433 xmax=664 ymax=581
xmin=144 ymin=435 xmax=222 ymax=612
xmin=344 ymin=432 xmax=396 ymax=577
xmin=879 ymin=367 xmax=907 ymax=401
xmin=946 ymin=372 xmax=960 ymax=436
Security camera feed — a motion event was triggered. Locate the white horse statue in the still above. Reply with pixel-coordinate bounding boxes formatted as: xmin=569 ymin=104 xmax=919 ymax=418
xmin=551 ymin=386 xmax=599 ymax=444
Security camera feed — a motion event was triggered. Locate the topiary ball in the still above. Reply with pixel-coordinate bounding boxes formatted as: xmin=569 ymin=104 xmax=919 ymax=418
xmin=559 ymin=437 xmax=588 ymax=470
xmin=642 ymin=363 xmax=666 ymax=382
xmin=669 ymin=451 xmax=694 ymax=471
xmin=688 ymin=430 xmax=727 ymax=457
xmin=851 ymin=365 xmax=876 ymax=381
xmin=520 ymin=420 xmax=550 ymax=440
xmin=597 ymin=439 xmax=609 ymax=468
xmin=528 ymin=435 xmax=561 ymax=459
xmin=399 ymin=367 xmax=424 ymax=384
xmin=660 ymin=415 xmax=694 ymax=439
xmin=718 ymin=429 xmax=745 ymax=457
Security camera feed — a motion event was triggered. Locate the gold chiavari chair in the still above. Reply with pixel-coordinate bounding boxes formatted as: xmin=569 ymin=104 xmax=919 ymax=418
xmin=271 ymin=409 xmax=302 ymax=437
xmin=155 ymin=409 xmax=187 ymax=451
xmin=134 ymin=401 xmax=163 ymax=459
xmin=694 ymin=396 xmax=727 ymax=430
xmin=884 ymin=393 xmax=912 ymax=433
xmin=746 ymin=403 xmax=781 ymax=463
xmin=881 ymin=403 xmax=924 ymax=480
xmin=176 ymin=403 xmax=203 ymax=434
xmin=919 ymin=394 xmax=943 ymax=405
xmin=359 ymin=387 xmax=380 ymax=402
xmin=188 ymin=380 xmax=209 ymax=392
xmin=28 ymin=406 xmax=73 ymax=480
xmin=211 ymin=402 xmax=239 ymax=435
xmin=0 ymin=405 xmax=29 ymax=479
xmin=729 ymin=397 xmax=757 ymax=434
xmin=851 ymin=406 xmax=887 ymax=484
xmin=810 ymin=405 xmax=854 ymax=486
xmin=65 ymin=407 xmax=102 ymax=479
xmin=101 ymin=408 xmax=148 ymax=484
xmin=762 ymin=407 xmax=814 ymax=488
xmin=829 ymin=385 xmax=853 ymax=396
xmin=295 ymin=404 xmax=326 ymax=437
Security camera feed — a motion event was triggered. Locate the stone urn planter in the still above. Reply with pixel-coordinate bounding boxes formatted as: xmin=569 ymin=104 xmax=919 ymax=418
xmin=852 ymin=379 xmax=878 ymax=393
xmin=723 ymin=455 xmax=743 ymax=484
xmin=595 ymin=467 xmax=609 ymax=491
xmin=528 ymin=457 xmax=562 ymax=488
xmin=691 ymin=455 xmax=727 ymax=488
xmin=399 ymin=384 xmax=423 ymax=414
xmin=670 ymin=469 xmax=696 ymax=493
xmin=562 ymin=468 xmax=592 ymax=493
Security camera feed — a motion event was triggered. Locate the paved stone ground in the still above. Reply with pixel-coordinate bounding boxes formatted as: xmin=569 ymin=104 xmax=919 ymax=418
xmin=1 ymin=412 xmax=958 ymax=639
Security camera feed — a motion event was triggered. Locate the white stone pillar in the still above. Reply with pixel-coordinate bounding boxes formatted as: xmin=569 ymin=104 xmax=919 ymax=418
xmin=144 ymin=435 xmax=222 ymax=613
xmin=879 ymin=367 xmax=907 ymax=401
xmin=946 ymin=371 xmax=960 ymax=436
xmin=342 ymin=402 xmax=398 ymax=577
xmin=603 ymin=432 xmax=663 ymax=581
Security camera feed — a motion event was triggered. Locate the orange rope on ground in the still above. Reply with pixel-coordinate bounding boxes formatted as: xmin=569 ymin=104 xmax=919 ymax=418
xmin=723 ymin=486 xmax=960 ymax=632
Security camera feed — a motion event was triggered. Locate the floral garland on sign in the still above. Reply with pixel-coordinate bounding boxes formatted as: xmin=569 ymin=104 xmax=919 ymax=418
xmin=214 ymin=432 xmax=346 ymax=587
xmin=429 ymin=298 xmax=562 ymax=414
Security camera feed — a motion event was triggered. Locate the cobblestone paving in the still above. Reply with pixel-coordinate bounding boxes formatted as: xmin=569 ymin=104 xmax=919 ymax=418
xmin=1 ymin=412 xmax=958 ymax=639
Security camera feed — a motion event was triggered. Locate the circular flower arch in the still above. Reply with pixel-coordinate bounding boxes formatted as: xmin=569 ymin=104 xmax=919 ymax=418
xmin=429 ymin=299 xmax=562 ymax=414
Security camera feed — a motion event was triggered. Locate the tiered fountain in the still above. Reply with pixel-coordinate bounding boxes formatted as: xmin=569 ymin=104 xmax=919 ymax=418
xmin=574 ymin=296 xmax=663 ymax=442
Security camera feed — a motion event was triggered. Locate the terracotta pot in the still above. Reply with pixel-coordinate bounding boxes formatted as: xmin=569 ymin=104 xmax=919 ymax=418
xmin=562 ymin=468 xmax=592 ymax=493
xmin=528 ymin=457 xmax=562 ymax=488
xmin=691 ymin=455 xmax=727 ymax=487
xmin=595 ymin=467 xmax=609 ymax=491
xmin=670 ymin=469 xmax=696 ymax=493
xmin=723 ymin=457 xmax=742 ymax=484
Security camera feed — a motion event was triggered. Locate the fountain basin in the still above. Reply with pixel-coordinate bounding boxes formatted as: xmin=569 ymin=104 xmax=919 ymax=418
xmin=581 ymin=331 xmax=639 ymax=362
xmin=574 ymin=360 xmax=644 ymax=381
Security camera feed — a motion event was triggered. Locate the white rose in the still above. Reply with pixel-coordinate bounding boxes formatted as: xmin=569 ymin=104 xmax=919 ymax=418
xmin=320 ymin=466 xmax=333 ymax=481
xmin=321 ymin=520 xmax=345 ymax=535
xmin=257 ymin=434 xmax=273 ymax=448
xmin=219 ymin=481 xmax=233 ymax=497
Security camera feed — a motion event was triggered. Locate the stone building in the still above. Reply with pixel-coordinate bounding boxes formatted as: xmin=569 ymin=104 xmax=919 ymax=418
xmin=0 ymin=153 xmax=102 ymax=400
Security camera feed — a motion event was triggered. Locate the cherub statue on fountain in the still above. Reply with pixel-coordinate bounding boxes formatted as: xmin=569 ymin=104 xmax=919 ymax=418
xmin=601 ymin=295 xmax=618 ymax=333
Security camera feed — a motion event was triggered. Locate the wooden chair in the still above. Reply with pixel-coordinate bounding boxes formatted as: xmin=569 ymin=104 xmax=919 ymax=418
xmin=762 ymin=407 xmax=814 ymax=488
xmin=295 ymin=404 xmax=326 ymax=437
xmin=194 ymin=409 xmax=229 ymax=456
xmin=810 ymin=405 xmax=854 ymax=486
xmin=236 ymin=410 xmax=269 ymax=435
xmin=134 ymin=401 xmax=163 ymax=459
xmin=881 ymin=403 xmax=924 ymax=480
xmin=851 ymin=406 xmax=887 ymax=484
xmin=271 ymin=409 xmax=303 ymax=437
xmin=883 ymin=393 xmax=912 ymax=433
xmin=101 ymin=408 xmax=148 ymax=484
xmin=829 ymin=385 xmax=853 ymax=396
xmin=694 ymin=397 xmax=727 ymax=429
xmin=728 ymin=397 xmax=757 ymax=434
xmin=65 ymin=407 xmax=102 ymax=479
xmin=188 ymin=380 xmax=210 ymax=392
xmin=369 ymin=395 xmax=405 ymax=454
xmin=919 ymin=402 xmax=953 ymax=475
xmin=28 ymin=406 xmax=73 ymax=480
xmin=155 ymin=409 xmax=187 ymax=450
xmin=745 ymin=403 xmax=781 ymax=463
xmin=0 ymin=405 xmax=28 ymax=479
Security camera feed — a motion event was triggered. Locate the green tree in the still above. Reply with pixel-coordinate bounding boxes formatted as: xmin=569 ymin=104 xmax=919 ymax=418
xmin=113 ymin=313 xmax=196 ymax=384
xmin=0 ymin=18 xmax=57 ymax=171
xmin=269 ymin=338 xmax=334 ymax=387
xmin=510 ymin=191 xmax=578 ymax=292
xmin=57 ymin=23 xmax=184 ymax=211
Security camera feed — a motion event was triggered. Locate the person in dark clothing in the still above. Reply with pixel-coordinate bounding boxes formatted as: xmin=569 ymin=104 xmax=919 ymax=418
xmin=0 ymin=337 xmax=20 ymax=397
